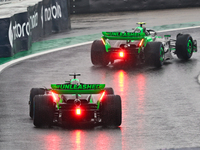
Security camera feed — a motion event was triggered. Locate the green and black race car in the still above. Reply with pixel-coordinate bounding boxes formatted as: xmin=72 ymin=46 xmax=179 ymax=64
xmin=91 ymin=22 xmax=197 ymax=68
xmin=29 ymin=73 xmax=121 ymax=128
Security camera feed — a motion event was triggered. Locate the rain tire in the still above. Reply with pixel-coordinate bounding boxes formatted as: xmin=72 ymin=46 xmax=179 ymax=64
xmin=33 ymin=95 xmax=54 ymax=127
xmin=104 ymin=87 xmax=114 ymax=95
xmin=176 ymin=34 xmax=193 ymax=60
xmin=145 ymin=42 xmax=164 ymax=68
xmin=91 ymin=40 xmax=109 ymax=66
xmin=29 ymin=88 xmax=45 ymax=118
xmin=101 ymin=95 xmax=122 ymax=127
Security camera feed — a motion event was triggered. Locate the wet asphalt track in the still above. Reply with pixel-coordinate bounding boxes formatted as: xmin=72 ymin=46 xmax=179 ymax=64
xmin=0 ymin=27 xmax=200 ymax=150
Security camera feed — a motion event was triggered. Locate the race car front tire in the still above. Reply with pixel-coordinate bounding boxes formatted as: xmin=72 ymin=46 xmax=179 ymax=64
xmin=29 ymin=88 xmax=45 ymax=118
xmin=91 ymin=40 xmax=109 ymax=66
xmin=33 ymin=95 xmax=54 ymax=127
xmin=176 ymin=34 xmax=193 ymax=60
xmin=145 ymin=42 xmax=164 ymax=68
xmin=101 ymin=95 xmax=122 ymax=127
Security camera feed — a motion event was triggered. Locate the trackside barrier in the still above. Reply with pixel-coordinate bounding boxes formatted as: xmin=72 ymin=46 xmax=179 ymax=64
xmin=70 ymin=0 xmax=200 ymax=14
xmin=0 ymin=0 xmax=71 ymax=58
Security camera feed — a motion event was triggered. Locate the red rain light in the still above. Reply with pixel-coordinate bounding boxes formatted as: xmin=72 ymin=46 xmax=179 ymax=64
xmin=119 ymin=51 xmax=124 ymax=58
xmin=99 ymin=91 xmax=105 ymax=101
xmin=52 ymin=92 xmax=57 ymax=102
xmin=139 ymin=39 xmax=144 ymax=47
xmin=76 ymin=108 xmax=81 ymax=115
xmin=101 ymin=38 xmax=106 ymax=45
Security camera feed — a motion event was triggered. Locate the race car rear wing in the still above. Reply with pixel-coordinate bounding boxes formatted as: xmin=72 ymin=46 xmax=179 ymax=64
xmin=52 ymin=89 xmax=104 ymax=94
xmin=51 ymin=84 xmax=105 ymax=94
xmin=102 ymin=31 xmax=145 ymax=40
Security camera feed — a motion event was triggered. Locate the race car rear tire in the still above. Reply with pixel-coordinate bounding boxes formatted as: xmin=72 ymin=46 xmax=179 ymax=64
xmin=33 ymin=95 xmax=54 ymax=127
xmin=104 ymin=87 xmax=114 ymax=95
xmin=145 ymin=42 xmax=164 ymax=68
xmin=176 ymin=34 xmax=193 ymax=60
xmin=91 ymin=40 xmax=109 ymax=66
xmin=101 ymin=95 xmax=122 ymax=127
xmin=29 ymin=88 xmax=45 ymax=118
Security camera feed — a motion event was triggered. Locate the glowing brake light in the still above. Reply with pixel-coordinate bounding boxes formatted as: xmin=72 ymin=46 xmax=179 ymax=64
xmin=99 ymin=91 xmax=105 ymax=101
xmin=101 ymin=38 xmax=106 ymax=45
xmin=119 ymin=51 xmax=124 ymax=58
xmin=76 ymin=108 xmax=81 ymax=115
xmin=52 ymin=92 xmax=57 ymax=102
xmin=139 ymin=39 xmax=144 ymax=47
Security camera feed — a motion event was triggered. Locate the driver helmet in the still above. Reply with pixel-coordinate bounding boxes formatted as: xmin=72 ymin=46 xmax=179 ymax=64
xmin=70 ymin=78 xmax=80 ymax=85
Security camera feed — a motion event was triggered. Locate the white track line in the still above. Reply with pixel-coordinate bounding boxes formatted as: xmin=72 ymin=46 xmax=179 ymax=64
xmin=0 ymin=26 xmax=200 ymax=74
xmin=157 ymin=25 xmax=200 ymax=33
xmin=0 ymin=41 xmax=92 ymax=73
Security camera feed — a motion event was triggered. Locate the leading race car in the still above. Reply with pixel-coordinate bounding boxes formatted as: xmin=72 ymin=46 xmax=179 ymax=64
xmin=29 ymin=73 xmax=121 ymax=128
xmin=91 ymin=22 xmax=197 ymax=68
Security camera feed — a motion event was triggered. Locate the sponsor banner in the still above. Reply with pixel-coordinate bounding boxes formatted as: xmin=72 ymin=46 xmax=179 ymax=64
xmin=9 ymin=12 xmax=29 ymax=54
xmin=27 ymin=2 xmax=43 ymax=42
xmin=0 ymin=0 xmax=70 ymax=58
xmin=0 ymin=18 xmax=10 ymax=46
xmin=53 ymin=0 xmax=70 ymax=32
xmin=0 ymin=18 xmax=12 ymax=57
xmin=42 ymin=0 xmax=53 ymax=36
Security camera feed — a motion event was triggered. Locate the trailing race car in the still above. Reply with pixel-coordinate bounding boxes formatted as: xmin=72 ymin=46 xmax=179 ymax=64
xmin=29 ymin=73 xmax=121 ymax=128
xmin=91 ymin=22 xmax=198 ymax=68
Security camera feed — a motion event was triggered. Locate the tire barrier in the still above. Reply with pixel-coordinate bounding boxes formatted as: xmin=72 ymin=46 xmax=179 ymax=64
xmin=0 ymin=0 xmax=71 ymax=58
xmin=70 ymin=0 xmax=200 ymax=14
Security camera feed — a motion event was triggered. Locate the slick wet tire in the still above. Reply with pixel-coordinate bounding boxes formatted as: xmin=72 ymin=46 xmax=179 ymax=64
xmin=33 ymin=95 xmax=54 ymax=127
xmin=104 ymin=87 xmax=114 ymax=95
xmin=91 ymin=40 xmax=109 ymax=66
xmin=176 ymin=34 xmax=193 ymax=60
xmin=29 ymin=88 xmax=45 ymax=118
xmin=145 ymin=42 xmax=164 ymax=68
xmin=101 ymin=95 xmax=122 ymax=127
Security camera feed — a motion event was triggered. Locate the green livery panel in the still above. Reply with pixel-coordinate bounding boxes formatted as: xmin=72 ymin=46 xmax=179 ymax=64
xmin=102 ymin=31 xmax=145 ymax=40
xmin=51 ymin=84 xmax=105 ymax=94
xmin=52 ymin=89 xmax=104 ymax=94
